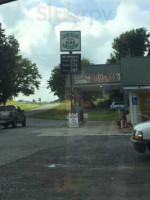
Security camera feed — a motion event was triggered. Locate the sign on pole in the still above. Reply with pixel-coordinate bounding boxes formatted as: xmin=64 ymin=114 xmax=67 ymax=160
xmin=60 ymin=30 xmax=81 ymax=116
xmin=61 ymin=54 xmax=81 ymax=74
xmin=60 ymin=31 xmax=81 ymax=52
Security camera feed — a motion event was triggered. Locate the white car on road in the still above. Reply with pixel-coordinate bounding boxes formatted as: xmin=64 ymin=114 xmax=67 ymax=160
xmin=131 ymin=121 xmax=150 ymax=153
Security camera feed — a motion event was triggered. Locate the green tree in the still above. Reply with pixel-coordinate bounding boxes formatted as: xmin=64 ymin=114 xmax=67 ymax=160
xmin=47 ymin=65 xmax=66 ymax=100
xmin=107 ymin=28 xmax=150 ymax=64
xmin=13 ymin=57 xmax=41 ymax=96
xmin=47 ymin=58 xmax=93 ymax=100
xmin=81 ymin=57 xmax=93 ymax=65
xmin=0 ymin=24 xmax=41 ymax=105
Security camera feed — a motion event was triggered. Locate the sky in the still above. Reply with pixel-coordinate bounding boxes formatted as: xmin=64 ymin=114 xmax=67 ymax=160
xmin=0 ymin=0 xmax=150 ymax=102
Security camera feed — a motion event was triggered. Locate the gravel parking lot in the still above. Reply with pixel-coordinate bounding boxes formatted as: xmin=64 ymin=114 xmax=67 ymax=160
xmin=0 ymin=108 xmax=150 ymax=200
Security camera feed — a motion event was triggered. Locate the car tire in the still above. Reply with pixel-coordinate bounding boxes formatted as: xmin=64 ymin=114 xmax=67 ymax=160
xmin=22 ymin=118 xmax=26 ymax=127
xmin=12 ymin=119 xmax=17 ymax=128
xmin=134 ymin=143 xmax=146 ymax=153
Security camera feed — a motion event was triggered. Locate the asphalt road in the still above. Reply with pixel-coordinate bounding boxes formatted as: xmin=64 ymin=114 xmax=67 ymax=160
xmin=25 ymin=103 xmax=60 ymax=117
xmin=0 ymin=109 xmax=150 ymax=199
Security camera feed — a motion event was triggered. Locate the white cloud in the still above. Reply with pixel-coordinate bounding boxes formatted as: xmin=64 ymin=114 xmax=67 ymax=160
xmin=0 ymin=0 xmax=150 ymax=101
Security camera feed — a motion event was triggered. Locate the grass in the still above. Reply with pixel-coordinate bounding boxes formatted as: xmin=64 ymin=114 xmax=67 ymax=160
xmin=4 ymin=100 xmax=43 ymax=111
xmin=32 ymin=100 xmax=122 ymax=121
xmin=87 ymin=109 xmax=122 ymax=121
xmin=33 ymin=100 xmax=70 ymax=120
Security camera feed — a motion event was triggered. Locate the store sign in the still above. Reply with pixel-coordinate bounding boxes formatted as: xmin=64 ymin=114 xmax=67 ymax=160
xmin=60 ymin=31 xmax=81 ymax=52
xmin=61 ymin=54 xmax=81 ymax=74
xmin=75 ymin=73 xmax=121 ymax=84
xmin=69 ymin=113 xmax=79 ymax=128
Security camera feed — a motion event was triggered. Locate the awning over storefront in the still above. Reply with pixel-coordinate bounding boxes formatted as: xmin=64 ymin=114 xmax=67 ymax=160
xmin=124 ymin=86 xmax=150 ymax=90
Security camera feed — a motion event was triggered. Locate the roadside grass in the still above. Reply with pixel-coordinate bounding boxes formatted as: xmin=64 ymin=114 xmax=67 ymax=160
xmin=3 ymin=100 xmax=43 ymax=111
xmin=32 ymin=100 xmax=122 ymax=121
xmin=32 ymin=100 xmax=70 ymax=120
xmin=87 ymin=109 xmax=122 ymax=121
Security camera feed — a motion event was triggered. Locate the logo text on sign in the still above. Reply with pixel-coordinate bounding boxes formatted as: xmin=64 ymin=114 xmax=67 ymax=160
xmin=60 ymin=31 xmax=81 ymax=52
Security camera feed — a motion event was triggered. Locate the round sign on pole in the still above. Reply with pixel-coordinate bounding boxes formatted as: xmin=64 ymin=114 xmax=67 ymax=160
xmin=60 ymin=31 xmax=81 ymax=52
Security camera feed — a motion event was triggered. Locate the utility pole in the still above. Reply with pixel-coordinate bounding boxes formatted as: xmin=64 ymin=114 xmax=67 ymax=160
xmin=69 ymin=51 xmax=73 ymax=113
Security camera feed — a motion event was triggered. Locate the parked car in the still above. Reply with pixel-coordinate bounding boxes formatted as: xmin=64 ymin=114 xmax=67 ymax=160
xmin=131 ymin=121 xmax=150 ymax=153
xmin=110 ymin=102 xmax=125 ymax=110
xmin=0 ymin=105 xmax=26 ymax=128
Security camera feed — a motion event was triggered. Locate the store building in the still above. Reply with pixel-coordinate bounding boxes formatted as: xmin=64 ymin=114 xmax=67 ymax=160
xmin=67 ymin=56 xmax=150 ymax=125
xmin=121 ymin=57 xmax=150 ymax=125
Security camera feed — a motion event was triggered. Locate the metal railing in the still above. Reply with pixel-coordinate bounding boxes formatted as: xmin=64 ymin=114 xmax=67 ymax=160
xmin=139 ymin=110 xmax=150 ymax=121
